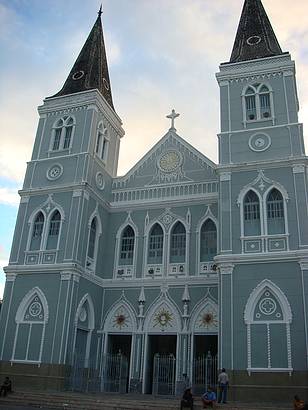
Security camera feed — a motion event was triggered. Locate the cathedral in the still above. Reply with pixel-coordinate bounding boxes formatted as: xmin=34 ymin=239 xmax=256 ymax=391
xmin=0 ymin=0 xmax=307 ymax=402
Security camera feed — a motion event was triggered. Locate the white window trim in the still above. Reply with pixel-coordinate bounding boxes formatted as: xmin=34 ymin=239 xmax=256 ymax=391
xmin=95 ymin=121 xmax=110 ymax=165
xmin=143 ymin=221 xmax=166 ymax=278
xmin=196 ymin=209 xmax=218 ymax=275
xmin=114 ymin=216 xmax=138 ymax=279
xmin=242 ymin=83 xmax=275 ymax=128
xmin=85 ymin=210 xmax=102 ymax=274
xmin=263 ymin=185 xmax=289 ymax=237
xmin=168 ymin=219 xmax=189 ymax=277
xmin=244 ymin=279 xmax=292 ymax=375
xmin=49 ymin=116 xmax=75 ymax=153
xmin=239 ymin=188 xmax=264 ymax=238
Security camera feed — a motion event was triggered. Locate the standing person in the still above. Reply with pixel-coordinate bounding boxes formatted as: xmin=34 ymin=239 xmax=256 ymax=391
xmin=217 ymin=368 xmax=229 ymax=404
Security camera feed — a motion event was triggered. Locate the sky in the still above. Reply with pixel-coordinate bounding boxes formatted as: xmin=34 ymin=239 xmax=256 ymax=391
xmin=0 ymin=0 xmax=308 ymax=298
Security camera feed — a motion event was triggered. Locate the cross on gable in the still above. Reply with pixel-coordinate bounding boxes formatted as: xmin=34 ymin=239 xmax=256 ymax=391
xmin=166 ymin=109 xmax=180 ymax=131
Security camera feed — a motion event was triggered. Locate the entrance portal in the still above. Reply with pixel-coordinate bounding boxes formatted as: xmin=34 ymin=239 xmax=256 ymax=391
xmin=192 ymin=335 xmax=218 ymax=394
xmin=144 ymin=335 xmax=177 ymax=395
xmin=102 ymin=334 xmax=132 ymax=393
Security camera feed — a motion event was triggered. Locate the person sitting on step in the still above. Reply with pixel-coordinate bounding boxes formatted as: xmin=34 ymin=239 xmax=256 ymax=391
xmin=0 ymin=377 xmax=12 ymax=397
xmin=294 ymin=395 xmax=305 ymax=409
xmin=201 ymin=386 xmax=217 ymax=409
xmin=180 ymin=387 xmax=194 ymax=410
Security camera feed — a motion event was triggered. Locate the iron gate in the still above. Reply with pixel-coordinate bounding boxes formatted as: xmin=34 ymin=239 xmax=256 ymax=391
xmin=68 ymin=355 xmax=100 ymax=392
xmin=153 ymin=353 xmax=176 ymax=395
xmin=192 ymin=351 xmax=217 ymax=395
xmin=101 ymin=353 xmax=129 ymax=393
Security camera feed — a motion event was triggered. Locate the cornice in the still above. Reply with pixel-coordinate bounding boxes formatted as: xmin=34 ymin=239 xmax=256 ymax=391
xmin=39 ymin=89 xmax=125 ymax=137
xmin=215 ymin=249 xmax=308 ymax=265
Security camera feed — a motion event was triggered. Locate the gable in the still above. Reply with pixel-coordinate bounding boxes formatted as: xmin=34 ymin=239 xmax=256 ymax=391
xmin=113 ymin=131 xmax=217 ymax=190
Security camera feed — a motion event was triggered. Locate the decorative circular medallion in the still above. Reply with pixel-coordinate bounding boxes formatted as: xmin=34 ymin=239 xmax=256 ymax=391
xmin=154 ymin=308 xmax=173 ymax=328
xmin=162 ymin=214 xmax=173 ymax=225
xmin=95 ymin=172 xmax=105 ymax=190
xmin=259 ymin=297 xmax=277 ymax=315
xmin=47 ymin=164 xmax=63 ymax=181
xmin=247 ymin=35 xmax=262 ymax=46
xmin=158 ymin=150 xmax=183 ymax=173
xmin=79 ymin=307 xmax=87 ymax=322
xmin=72 ymin=70 xmax=85 ymax=80
xmin=29 ymin=301 xmax=42 ymax=317
xmin=249 ymin=134 xmax=271 ymax=152
xmin=103 ymin=78 xmax=110 ymax=90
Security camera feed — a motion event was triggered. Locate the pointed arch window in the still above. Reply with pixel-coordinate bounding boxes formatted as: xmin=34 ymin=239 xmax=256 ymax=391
xmin=46 ymin=210 xmax=61 ymax=250
xmin=30 ymin=212 xmax=45 ymax=250
xmin=244 ymin=84 xmax=272 ymax=122
xmin=95 ymin=122 xmax=109 ymax=162
xmin=148 ymin=223 xmax=164 ymax=264
xmin=119 ymin=226 xmax=135 ymax=265
xmin=200 ymin=219 xmax=217 ymax=262
xmin=267 ymin=188 xmax=285 ymax=234
xmin=244 ymin=190 xmax=261 ymax=236
xmin=87 ymin=218 xmax=97 ymax=260
xmin=170 ymin=222 xmax=186 ymax=263
xmin=245 ymin=87 xmax=257 ymax=121
xmin=51 ymin=116 xmax=75 ymax=151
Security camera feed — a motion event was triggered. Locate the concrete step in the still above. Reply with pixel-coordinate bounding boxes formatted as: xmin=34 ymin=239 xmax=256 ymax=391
xmin=0 ymin=391 xmax=290 ymax=410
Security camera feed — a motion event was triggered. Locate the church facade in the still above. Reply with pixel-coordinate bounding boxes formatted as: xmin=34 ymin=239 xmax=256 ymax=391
xmin=0 ymin=0 xmax=307 ymax=401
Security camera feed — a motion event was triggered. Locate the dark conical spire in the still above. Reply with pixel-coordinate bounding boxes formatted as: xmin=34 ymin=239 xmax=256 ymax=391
xmin=229 ymin=0 xmax=284 ymax=63
xmin=50 ymin=9 xmax=114 ymax=109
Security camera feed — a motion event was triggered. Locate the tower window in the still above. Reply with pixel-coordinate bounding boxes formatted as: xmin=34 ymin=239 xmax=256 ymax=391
xmin=30 ymin=212 xmax=45 ymax=251
xmin=267 ymin=188 xmax=285 ymax=234
xmin=87 ymin=218 xmax=97 ymax=260
xmin=95 ymin=121 xmax=109 ymax=162
xmin=244 ymin=84 xmax=272 ymax=122
xmin=243 ymin=190 xmax=261 ymax=236
xmin=46 ymin=210 xmax=61 ymax=250
xmin=51 ymin=116 xmax=75 ymax=151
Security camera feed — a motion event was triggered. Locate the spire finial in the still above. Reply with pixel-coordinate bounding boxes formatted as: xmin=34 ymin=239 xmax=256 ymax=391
xmin=98 ymin=4 xmax=103 ymax=18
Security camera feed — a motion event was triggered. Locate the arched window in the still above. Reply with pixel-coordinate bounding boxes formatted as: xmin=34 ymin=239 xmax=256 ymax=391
xmin=245 ymin=87 xmax=257 ymax=121
xmin=200 ymin=219 xmax=217 ymax=261
xmin=46 ymin=210 xmax=61 ymax=250
xmin=259 ymin=85 xmax=271 ymax=118
xmin=170 ymin=222 xmax=186 ymax=263
xmin=95 ymin=122 xmax=109 ymax=162
xmin=87 ymin=218 xmax=97 ymax=260
xmin=30 ymin=212 xmax=45 ymax=250
xmin=51 ymin=116 xmax=74 ymax=151
xmin=244 ymin=191 xmax=261 ymax=236
xmin=119 ymin=226 xmax=135 ymax=265
xmin=244 ymin=84 xmax=272 ymax=122
xmin=148 ymin=223 xmax=164 ymax=264
xmin=267 ymin=188 xmax=285 ymax=234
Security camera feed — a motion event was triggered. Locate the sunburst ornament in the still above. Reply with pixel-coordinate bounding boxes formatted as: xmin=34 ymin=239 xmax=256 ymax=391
xmin=113 ymin=308 xmax=129 ymax=329
xmin=198 ymin=309 xmax=218 ymax=329
xmin=153 ymin=308 xmax=173 ymax=328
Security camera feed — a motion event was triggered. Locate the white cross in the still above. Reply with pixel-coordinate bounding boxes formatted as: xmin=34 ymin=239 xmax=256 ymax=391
xmin=166 ymin=109 xmax=180 ymax=131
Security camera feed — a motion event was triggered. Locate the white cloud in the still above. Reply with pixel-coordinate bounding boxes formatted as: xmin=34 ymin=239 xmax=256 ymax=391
xmin=0 ymin=188 xmax=20 ymax=207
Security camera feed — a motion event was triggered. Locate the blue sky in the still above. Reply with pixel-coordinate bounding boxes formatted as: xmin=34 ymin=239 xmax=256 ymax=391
xmin=0 ymin=0 xmax=308 ymax=298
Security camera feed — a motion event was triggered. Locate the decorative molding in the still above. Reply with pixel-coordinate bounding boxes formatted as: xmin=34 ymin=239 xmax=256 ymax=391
xmin=292 ymin=164 xmax=305 ymax=174
xmin=73 ymin=190 xmax=83 ymax=197
xmin=20 ymin=196 xmax=29 ymax=204
xmin=219 ymin=263 xmax=234 ymax=275
xmin=6 ymin=273 xmax=17 ymax=282
xmin=219 ymin=172 xmax=231 ymax=182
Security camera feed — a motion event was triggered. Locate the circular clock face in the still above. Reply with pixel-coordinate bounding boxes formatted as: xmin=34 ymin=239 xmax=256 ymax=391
xmin=249 ymin=134 xmax=271 ymax=152
xmin=47 ymin=164 xmax=63 ymax=181
xmin=247 ymin=35 xmax=262 ymax=46
xmin=72 ymin=70 xmax=85 ymax=80
xmin=158 ymin=150 xmax=183 ymax=173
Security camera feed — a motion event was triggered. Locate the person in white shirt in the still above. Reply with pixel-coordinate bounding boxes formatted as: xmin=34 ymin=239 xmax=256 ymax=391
xmin=217 ymin=368 xmax=229 ymax=404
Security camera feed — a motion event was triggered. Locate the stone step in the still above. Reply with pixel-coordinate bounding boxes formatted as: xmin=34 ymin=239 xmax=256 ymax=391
xmin=0 ymin=391 xmax=290 ymax=410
